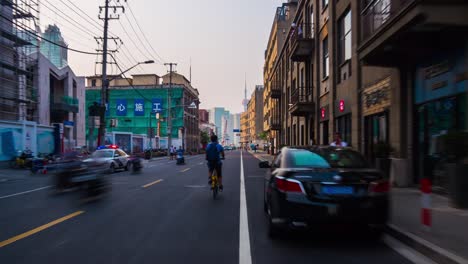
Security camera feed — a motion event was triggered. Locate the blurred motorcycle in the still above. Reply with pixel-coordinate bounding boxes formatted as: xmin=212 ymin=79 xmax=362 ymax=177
xmin=51 ymin=153 xmax=110 ymax=197
xmin=129 ymin=155 xmax=143 ymax=173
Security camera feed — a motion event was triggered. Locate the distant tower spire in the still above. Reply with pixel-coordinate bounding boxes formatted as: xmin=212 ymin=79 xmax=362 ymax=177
xmin=242 ymin=73 xmax=248 ymax=112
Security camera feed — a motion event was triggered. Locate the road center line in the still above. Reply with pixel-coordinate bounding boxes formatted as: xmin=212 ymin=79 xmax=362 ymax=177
xmin=0 ymin=186 xmax=52 ymax=200
xmin=0 ymin=211 xmax=84 ymax=248
xmin=239 ymin=151 xmax=252 ymax=264
xmin=180 ymin=168 xmax=191 ymax=172
xmin=142 ymin=179 xmax=164 ymax=188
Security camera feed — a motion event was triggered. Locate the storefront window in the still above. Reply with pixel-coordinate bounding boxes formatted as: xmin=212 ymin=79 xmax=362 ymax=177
xmin=364 ymin=112 xmax=388 ymax=162
xmin=335 ymin=114 xmax=351 ymax=145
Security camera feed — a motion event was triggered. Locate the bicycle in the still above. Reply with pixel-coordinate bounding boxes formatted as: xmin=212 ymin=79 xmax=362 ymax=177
xmin=211 ymin=168 xmax=220 ymax=200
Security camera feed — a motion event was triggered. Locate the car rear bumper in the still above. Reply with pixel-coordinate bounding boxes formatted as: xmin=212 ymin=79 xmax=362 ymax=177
xmin=272 ymin=194 xmax=389 ymax=228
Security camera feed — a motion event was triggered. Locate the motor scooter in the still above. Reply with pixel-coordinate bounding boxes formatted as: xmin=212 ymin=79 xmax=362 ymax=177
xmin=129 ymin=155 xmax=143 ymax=173
xmin=176 ymin=149 xmax=185 ymax=165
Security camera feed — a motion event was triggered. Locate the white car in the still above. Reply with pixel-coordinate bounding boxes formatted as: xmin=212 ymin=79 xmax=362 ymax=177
xmin=87 ymin=147 xmax=130 ymax=173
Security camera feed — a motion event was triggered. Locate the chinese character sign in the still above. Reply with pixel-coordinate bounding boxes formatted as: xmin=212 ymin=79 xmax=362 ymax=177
xmin=134 ymin=99 xmax=145 ymax=116
xmin=152 ymin=98 xmax=163 ymax=113
xmin=116 ymin=99 xmax=127 ymax=116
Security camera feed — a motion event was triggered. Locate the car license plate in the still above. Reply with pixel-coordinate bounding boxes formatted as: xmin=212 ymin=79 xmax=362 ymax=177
xmin=322 ymin=186 xmax=353 ymax=195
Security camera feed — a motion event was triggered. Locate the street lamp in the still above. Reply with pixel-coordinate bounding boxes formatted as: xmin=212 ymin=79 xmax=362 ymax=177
xmin=97 ymin=60 xmax=155 ymax=147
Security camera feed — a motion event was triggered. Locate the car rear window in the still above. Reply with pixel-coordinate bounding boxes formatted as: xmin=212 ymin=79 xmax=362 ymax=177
xmin=321 ymin=149 xmax=369 ymax=168
xmin=290 ymin=150 xmax=330 ymax=168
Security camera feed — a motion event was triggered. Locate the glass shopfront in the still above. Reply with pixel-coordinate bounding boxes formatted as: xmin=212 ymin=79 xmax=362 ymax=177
xmin=416 ymin=94 xmax=466 ymax=190
xmin=414 ymin=48 xmax=467 ymax=190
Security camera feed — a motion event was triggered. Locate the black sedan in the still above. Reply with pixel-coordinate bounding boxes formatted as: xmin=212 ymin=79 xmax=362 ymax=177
xmin=259 ymin=147 xmax=389 ymax=238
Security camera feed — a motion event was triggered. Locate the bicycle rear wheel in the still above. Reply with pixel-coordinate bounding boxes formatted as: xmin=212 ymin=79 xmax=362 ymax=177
xmin=212 ymin=185 xmax=218 ymax=200
xmin=211 ymin=170 xmax=218 ymax=200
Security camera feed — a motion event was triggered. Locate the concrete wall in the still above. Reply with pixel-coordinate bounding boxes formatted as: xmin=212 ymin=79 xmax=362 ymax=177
xmin=132 ymin=75 xmax=160 ymax=86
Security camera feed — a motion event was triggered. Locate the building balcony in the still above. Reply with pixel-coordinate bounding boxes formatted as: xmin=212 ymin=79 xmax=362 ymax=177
xmin=290 ymin=23 xmax=315 ymax=62
xmin=271 ymin=88 xmax=281 ymax=99
xmin=51 ymin=95 xmax=79 ymax=113
xmin=271 ymin=82 xmax=281 ymax=99
xmin=289 ymin=87 xmax=314 ymax=116
xmin=359 ymin=0 xmax=468 ymax=66
xmin=269 ymin=117 xmax=281 ymax=131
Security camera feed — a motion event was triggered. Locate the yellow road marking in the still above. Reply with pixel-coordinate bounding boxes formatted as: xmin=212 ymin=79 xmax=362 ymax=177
xmin=142 ymin=179 xmax=164 ymax=188
xmin=180 ymin=168 xmax=191 ymax=173
xmin=0 ymin=211 xmax=84 ymax=248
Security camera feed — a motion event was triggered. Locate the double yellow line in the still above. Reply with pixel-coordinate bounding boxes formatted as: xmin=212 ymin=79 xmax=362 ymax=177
xmin=0 ymin=211 xmax=84 ymax=248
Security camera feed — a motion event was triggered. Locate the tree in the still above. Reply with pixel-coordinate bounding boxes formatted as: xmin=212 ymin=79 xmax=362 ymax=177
xmin=200 ymin=131 xmax=209 ymax=148
xmin=258 ymin=131 xmax=268 ymax=141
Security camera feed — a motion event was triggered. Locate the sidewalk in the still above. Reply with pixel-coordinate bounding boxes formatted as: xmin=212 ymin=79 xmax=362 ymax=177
xmin=248 ymin=150 xmax=274 ymax=163
xmin=389 ymin=188 xmax=468 ymax=264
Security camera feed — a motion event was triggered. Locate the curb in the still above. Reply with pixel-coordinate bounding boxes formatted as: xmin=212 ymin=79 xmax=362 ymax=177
xmin=385 ymin=224 xmax=468 ymax=264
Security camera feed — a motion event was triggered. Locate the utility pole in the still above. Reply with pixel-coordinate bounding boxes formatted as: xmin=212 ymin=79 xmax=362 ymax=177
xmin=165 ymin=63 xmax=177 ymax=156
xmin=97 ymin=0 xmax=124 ymax=146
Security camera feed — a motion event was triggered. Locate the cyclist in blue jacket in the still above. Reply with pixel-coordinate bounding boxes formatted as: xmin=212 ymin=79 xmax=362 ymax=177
xmin=206 ymin=135 xmax=225 ymax=190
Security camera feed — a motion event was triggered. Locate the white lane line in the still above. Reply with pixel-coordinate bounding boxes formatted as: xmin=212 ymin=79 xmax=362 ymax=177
xmin=0 ymin=186 xmax=52 ymax=200
xmin=239 ymin=151 xmax=252 ymax=264
xmin=383 ymin=235 xmax=438 ymax=264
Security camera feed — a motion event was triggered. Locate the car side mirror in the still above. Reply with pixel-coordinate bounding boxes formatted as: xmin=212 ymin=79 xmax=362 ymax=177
xmin=114 ymin=154 xmax=119 ymax=158
xmin=259 ymin=161 xmax=271 ymax=168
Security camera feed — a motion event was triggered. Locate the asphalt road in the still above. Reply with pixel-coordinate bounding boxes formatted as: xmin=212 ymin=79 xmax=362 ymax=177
xmin=0 ymin=150 xmax=417 ymax=264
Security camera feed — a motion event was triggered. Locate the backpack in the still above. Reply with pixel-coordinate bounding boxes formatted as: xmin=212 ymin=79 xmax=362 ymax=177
xmin=206 ymin=143 xmax=219 ymax=161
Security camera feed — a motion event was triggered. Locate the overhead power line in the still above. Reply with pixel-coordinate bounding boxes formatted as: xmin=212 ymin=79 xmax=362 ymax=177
xmin=60 ymin=0 xmax=119 ymax=38
xmin=110 ymin=53 xmax=153 ymax=103
xmin=125 ymin=3 xmax=163 ymax=64
xmin=41 ymin=0 xmax=100 ymax=37
xmin=0 ymin=13 xmax=99 ymax=55
xmin=126 ymin=3 xmax=165 ymax=64
xmin=56 ymin=0 xmax=104 ymax=34
xmin=117 ymin=19 xmax=152 ymax=62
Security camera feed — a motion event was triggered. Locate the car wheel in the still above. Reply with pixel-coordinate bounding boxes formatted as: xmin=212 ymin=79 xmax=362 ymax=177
xmin=109 ymin=163 xmax=115 ymax=174
xmin=267 ymin=204 xmax=281 ymax=239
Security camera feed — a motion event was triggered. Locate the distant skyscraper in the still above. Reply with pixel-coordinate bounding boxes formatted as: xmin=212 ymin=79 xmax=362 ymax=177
xmin=40 ymin=24 xmax=68 ymax=68
xmin=209 ymin=107 xmax=230 ymax=136
xmin=232 ymin=113 xmax=241 ymax=146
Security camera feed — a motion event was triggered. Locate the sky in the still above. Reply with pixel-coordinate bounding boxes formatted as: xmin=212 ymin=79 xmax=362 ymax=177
xmin=40 ymin=0 xmax=285 ymax=114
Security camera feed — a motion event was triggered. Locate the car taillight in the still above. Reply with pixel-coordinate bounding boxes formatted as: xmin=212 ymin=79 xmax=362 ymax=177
xmin=275 ymin=177 xmax=303 ymax=193
xmin=369 ymin=180 xmax=390 ymax=194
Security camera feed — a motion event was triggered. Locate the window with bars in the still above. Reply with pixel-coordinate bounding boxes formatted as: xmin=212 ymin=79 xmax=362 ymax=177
xmin=322 ymin=37 xmax=329 ymax=78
